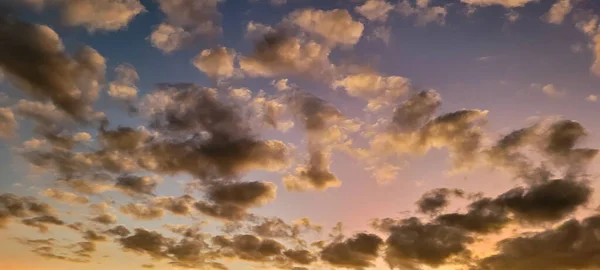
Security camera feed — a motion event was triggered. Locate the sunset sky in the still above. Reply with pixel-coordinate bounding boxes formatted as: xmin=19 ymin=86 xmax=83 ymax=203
xmin=0 ymin=0 xmax=600 ymax=269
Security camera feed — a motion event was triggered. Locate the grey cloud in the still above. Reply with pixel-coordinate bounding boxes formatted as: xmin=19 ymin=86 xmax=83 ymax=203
xmin=385 ymin=217 xmax=474 ymax=269
xmin=0 ymin=16 xmax=105 ymax=121
xmin=115 ymin=175 xmax=158 ymax=197
xmin=416 ymin=188 xmax=465 ymax=214
xmin=473 ymin=215 xmax=600 ymax=270
xmin=321 ymin=233 xmax=383 ymax=269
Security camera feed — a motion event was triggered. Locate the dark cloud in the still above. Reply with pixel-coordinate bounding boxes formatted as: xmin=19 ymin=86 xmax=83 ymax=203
xmin=207 ymin=181 xmax=276 ymax=208
xmin=22 ymin=215 xmax=65 ymax=233
xmin=239 ymin=30 xmax=335 ymax=79
xmin=321 ymin=233 xmax=383 ymax=269
xmin=416 ymin=188 xmax=465 ymax=214
xmin=473 ymin=215 xmax=600 ymax=270
xmin=373 ymin=106 xmax=488 ymax=172
xmin=496 ymin=178 xmax=591 ymax=224
xmin=194 ymin=201 xmax=248 ymax=221
xmin=391 ymin=90 xmax=442 ymax=131
xmin=284 ymin=249 xmax=316 ymax=265
xmin=436 ymin=197 xmax=510 ymax=234
xmin=212 ymin=234 xmax=285 ymax=262
xmin=82 ymin=230 xmax=107 ymax=242
xmin=91 ymin=213 xmax=117 ymax=225
xmin=284 ymin=91 xmax=345 ymax=191
xmin=115 ymin=175 xmax=158 ymax=197
xmin=385 ymin=217 xmax=474 ymax=269
xmin=100 ymin=127 xmax=150 ymax=152
xmin=119 ymin=228 xmax=174 ymax=259
xmin=486 ymin=120 xmax=598 ymax=183
xmin=0 ymin=193 xmax=55 ymax=228
xmin=106 ymin=225 xmax=131 ymax=237
xmin=0 ymin=15 xmax=105 ymax=121
xmin=141 ymin=84 xmax=289 ymax=181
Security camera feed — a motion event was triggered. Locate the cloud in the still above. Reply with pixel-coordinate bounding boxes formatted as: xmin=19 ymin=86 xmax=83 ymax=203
xmin=120 ymin=203 xmax=165 ymax=220
xmin=0 ymin=17 xmax=105 ymax=121
xmin=13 ymin=100 xmax=69 ymax=127
xmin=91 ymin=213 xmax=118 ymax=225
xmin=385 ymin=217 xmax=474 ymax=269
xmin=284 ymin=249 xmax=316 ymax=265
xmin=390 ymin=90 xmax=441 ymax=131
xmin=22 ymin=215 xmax=65 ymax=233
xmin=42 ymin=189 xmax=88 ymax=204
xmin=286 ymin=8 xmax=364 ymax=46
xmin=0 ymin=193 xmax=55 ymax=228
xmin=543 ymin=0 xmax=572 ymax=24
xmin=212 ymin=234 xmax=285 ymax=262
xmin=368 ymin=25 xmax=392 ymax=45
xmin=0 ymin=107 xmax=17 ymax=138
xmin=141 ymin=84 xmax=290 ymax=180
xmin=485 ymin=120 xmax=598 ymax=182
xmin=239 ymin=30 xmax=335 ymax=79
xmin=436 ymin=197 xmax=511 ymax=234
xmin=320 ymin=233 xmax=383 ymax=269
xmin=372 ymin=102 xmax=488 ymax=172
xmin=119 ymin=228 xmax=173 ymax=259
xmin=396 ymin=0 xmax=447 ymax=26
xmin=283 ymin=91 xmax=346 ymax=191
xmin=473 ymin=215 xmax=600 ymax=270
xmin=106 ymin=225 xmax=131 ymax=237
xmin=332 ymin=72 xmax=411 ymax=111
xmin=59 ymin=0 xmax=145 ymax=32
xmin=207 ymin=181 xmax=276 ymax=209
xmin=115 ymin=175 xmax=159 ymax=197
xmin=150 ymin=0 xmax=222 ymax=53
xmin=459 ymin=0 xmax=537 ymax=8
xmin=541 ymin=84 xmax=567 ymax=98
xmin=416 ymin=188 xmax=465 ymax=214
xmin=496 ymin=178 xmax=591 ymax=224
xmin=356 ymin=0 xmax=395 ymax=22
xmin=588 ymin=94 xmax=598 ymax=102
xmin=192 ymin=47 xmax=237 ymax=79
xmin=108 ymin=64 xmax=139 ymax=101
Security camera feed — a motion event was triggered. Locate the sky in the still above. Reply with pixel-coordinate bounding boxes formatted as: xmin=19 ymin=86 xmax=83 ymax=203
xmin=0 ymin=0 xmax=600 ymax=269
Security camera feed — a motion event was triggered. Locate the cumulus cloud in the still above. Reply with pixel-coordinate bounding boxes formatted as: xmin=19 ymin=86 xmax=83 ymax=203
xmin=108 ymin=64 xmax=139 ymax=101
xmin=239 ymin=30 xmax=335 ymax=79
xmin=459 ymin=0 xmax=537 ymax=8
xmin=372 ymin=93 xmax=488 ymax=172
xmin=396 ymin=0 xmax=447 ymax=26
xmin=356 ymin=0 xmax=395 ymax=22
xmin=42 ymin=189 xmax=88 ymax=205
xmin=0 ymin=17 xmax=105 ymax=121
xmin=286 ymin=8 xmax=364 ymax=46
xmin=141 ymin=84 xmax=289 ymax=180
xmin=150 ymin=0 xmax=222 ymax=53
xmin=416 ymin=188 xmax=465 ymax=214
xmin=115 ymin=175 xmax=159 ymax=197
xmin=541 ymin=84 xmax=567 ymax=98
xmin=59 ymin=0 xmax=145 ymax=32
xmin=283 ymin=91 xmax=346 ymax=191
xmin=473 ymin=215 xmax=600 ymax=270
xmin=385 ymin=217 xmax=474 ymax=269
xmin=192 ymin=47 xmax=237 ymax=79
xmin=543 ymin=0 xmax=572 ymax=24
xmin=320 ymin=233 xmax=383 ymax=269
xmin=332 ymin=72 xmax=411 ymax=111
xmin=0 ymin=107 xmax=17 ymax=138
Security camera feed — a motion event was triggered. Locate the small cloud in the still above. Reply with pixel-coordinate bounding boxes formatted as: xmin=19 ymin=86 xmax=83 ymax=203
xmin=587 ymin=94 xmax=598 ymax=102
xmin=476 ymin=56 xmax=495 ymax=61
xmin=541 ymin=84 xmax=567 ymax=98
